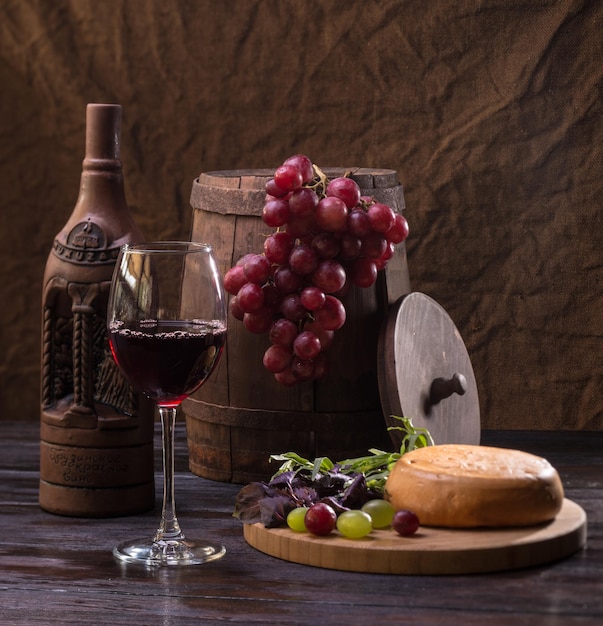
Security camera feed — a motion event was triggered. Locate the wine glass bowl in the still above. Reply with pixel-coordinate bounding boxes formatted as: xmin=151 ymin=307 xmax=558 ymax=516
xmin=107 ymin=241 xmax=227 ymax=566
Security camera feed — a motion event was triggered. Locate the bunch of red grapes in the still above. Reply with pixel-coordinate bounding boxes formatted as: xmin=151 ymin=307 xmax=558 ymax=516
xmin=223 ymin=154 xmax=409 ymax=387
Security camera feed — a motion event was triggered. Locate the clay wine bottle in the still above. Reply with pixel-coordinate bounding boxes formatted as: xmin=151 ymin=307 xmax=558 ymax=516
xmin=39 ymin=103 xmax=155 ymax=517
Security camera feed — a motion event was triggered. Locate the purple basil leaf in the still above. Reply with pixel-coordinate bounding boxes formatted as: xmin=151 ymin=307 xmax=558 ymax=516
xmin=268 ymin=470 xmax=296 ymax=490
xmin=313 ymin=472 xmax=348 ymax=497
xmin=291 ymin=485 xmax=319 ymax=506
xmin=340 ymin=473 xmax=370 ymax=509
xmin=319 ymin=496 xmax=349 ymax=515
xmin=259 ymin=494 xmax=296 ymax=528
xmin=233 ymin=482 xmax=274 ymax=524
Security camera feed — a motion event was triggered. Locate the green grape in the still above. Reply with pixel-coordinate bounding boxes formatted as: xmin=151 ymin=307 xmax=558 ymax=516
xmin=287 ymin=507 xmax=309 ymax=532
xmin=361 ymin=499 xmax=395 ymax=529
xmin=336 ymin=510 xmax=373 ymax=539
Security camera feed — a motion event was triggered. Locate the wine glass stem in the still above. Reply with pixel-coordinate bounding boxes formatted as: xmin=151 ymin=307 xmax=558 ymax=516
xmin=155 ymin=405 xmax=184 ymax=542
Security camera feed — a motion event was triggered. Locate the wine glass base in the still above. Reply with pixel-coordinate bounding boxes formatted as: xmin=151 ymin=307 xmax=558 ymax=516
xmin=113 ymin=537 xmax=226 ymax=567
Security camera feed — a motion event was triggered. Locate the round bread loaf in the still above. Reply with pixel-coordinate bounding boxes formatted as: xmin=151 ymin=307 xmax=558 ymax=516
xmin=385 ymin=444 xmax=564 ymax=528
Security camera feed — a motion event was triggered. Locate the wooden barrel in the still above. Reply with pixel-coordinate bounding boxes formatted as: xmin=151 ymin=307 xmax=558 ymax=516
xmin=183 ymin=168 xmax=411 ymax=483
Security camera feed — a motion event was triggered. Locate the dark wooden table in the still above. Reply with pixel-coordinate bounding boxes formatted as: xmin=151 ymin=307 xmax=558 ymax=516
xmin=1 ymin=421 xmax=602 ymax=625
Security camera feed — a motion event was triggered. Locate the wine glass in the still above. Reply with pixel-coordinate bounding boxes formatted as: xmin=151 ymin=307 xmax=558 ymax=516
xmin=107 ymin=241 xmax=227 ymax=566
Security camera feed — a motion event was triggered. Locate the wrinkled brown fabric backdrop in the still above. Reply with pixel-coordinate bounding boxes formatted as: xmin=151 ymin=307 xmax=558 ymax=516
xmin=0 ymin=0 xmax=601 ymax=429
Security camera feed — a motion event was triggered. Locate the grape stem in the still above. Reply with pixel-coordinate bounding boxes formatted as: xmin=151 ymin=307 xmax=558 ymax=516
xmin=307 ymin=164 xmax=356 ymax=198
xmin=307 ymin=164 xmax=329 ymax=197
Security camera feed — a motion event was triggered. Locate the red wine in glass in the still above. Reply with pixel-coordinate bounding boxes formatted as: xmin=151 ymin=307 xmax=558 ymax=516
xmin=109 ymin=320 xmax=226 ymax=408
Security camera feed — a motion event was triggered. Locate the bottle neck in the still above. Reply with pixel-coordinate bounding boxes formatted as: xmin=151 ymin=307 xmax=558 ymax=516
xmin=71 ymin=102 xmax=129 ymax=222
xmin=73 ymin=158 xmax=128 ymax=220
xmin=49 ymin=103 xmax=144 ymax=263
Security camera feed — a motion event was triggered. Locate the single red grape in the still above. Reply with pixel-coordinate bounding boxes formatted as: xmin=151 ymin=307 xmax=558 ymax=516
xmin=229 ymin=296 xmax=244 ymax=321
xmin=274 ymin=164 xmax=303 ymax=192
xmin=288 ymin=188 xmax=319 ymax=218
xmin=314 ymin=295 xmax=346 ymax=331
xmin=237 ymin=282 xmax=265 ymax=313
xmin=385 ymin=213 xmax=409 ymax=244
xmin=280 ymin=293 xmax=307 ymax=322
xmin=351 ymin=257 xmax=378 ymax=288
xmin=316 ymin=196 xmax=348 ymax=232
xmin=293 ymin=331 xmax=321 ymax=360
xmin=269 ymin=318 xmax=298 ymax=347
xmin=347 ymin=208 xmax=372 ymax=237
xmin=243 ymin=254 xmax=271 ymax=284
xmin=392 ymin=510 xmax=420 ymax=536
xmin=265 ymin=177 xmax=289 ymax=198
xmin=360 ymin=232 xmax=388 ymax=259
xmin=223 ymin=265 xmax=248 ymax=295
xmin=300 ymin=286 xmax=326 ymax=311
xmin=274 ymin=265 xmax=303 ymax=294
xmin=291 ymin=356 xmax=314 ymax=381
xmin=368 ymin=202 xmax=395 ymax=233
xmin=311 ymin=232 xmax=340 ymax=259
xmin=311 ymin=259 xmax=346 ymax=294
xmin=304 ymin=503 xmax=337 ymax=536
xmin=264 ymin=231 xmax=294 ymax=264
xmin=274 ymin=366 xmax=298 ymax=387
xmin=263 ymin=199 xmax=290 ymax=227
xmin=243 ymin=308 xmax=272 ymax=334
xmin=263 ymin=344 xmax=293 ymax=373
xmin=326 ymin=176 xmax=361 ymax=209
xmin=289 ymin=243 xmax=319 ymax=275
xmin=283 ymin=154 xmax=314 ymax=183
xmin=338 ymin=233 xmax=362 ymax=261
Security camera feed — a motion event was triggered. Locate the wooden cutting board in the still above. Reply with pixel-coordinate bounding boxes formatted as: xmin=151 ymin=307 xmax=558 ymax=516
xmin=243 ymin=499 xmax=586 ymax=575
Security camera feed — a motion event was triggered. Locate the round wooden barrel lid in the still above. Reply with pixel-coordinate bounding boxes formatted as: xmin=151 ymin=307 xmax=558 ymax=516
xmin=378 ymin=292 xmax=480 ymax=448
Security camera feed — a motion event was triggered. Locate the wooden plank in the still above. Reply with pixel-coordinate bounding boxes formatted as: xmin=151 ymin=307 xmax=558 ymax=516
xmin=0 ymin=422 xmax=602 ymax=625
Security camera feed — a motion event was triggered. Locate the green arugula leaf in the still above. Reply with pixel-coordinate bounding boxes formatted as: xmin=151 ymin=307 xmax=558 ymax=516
xmin=268 ymin=415 xmax=434 ymax=495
